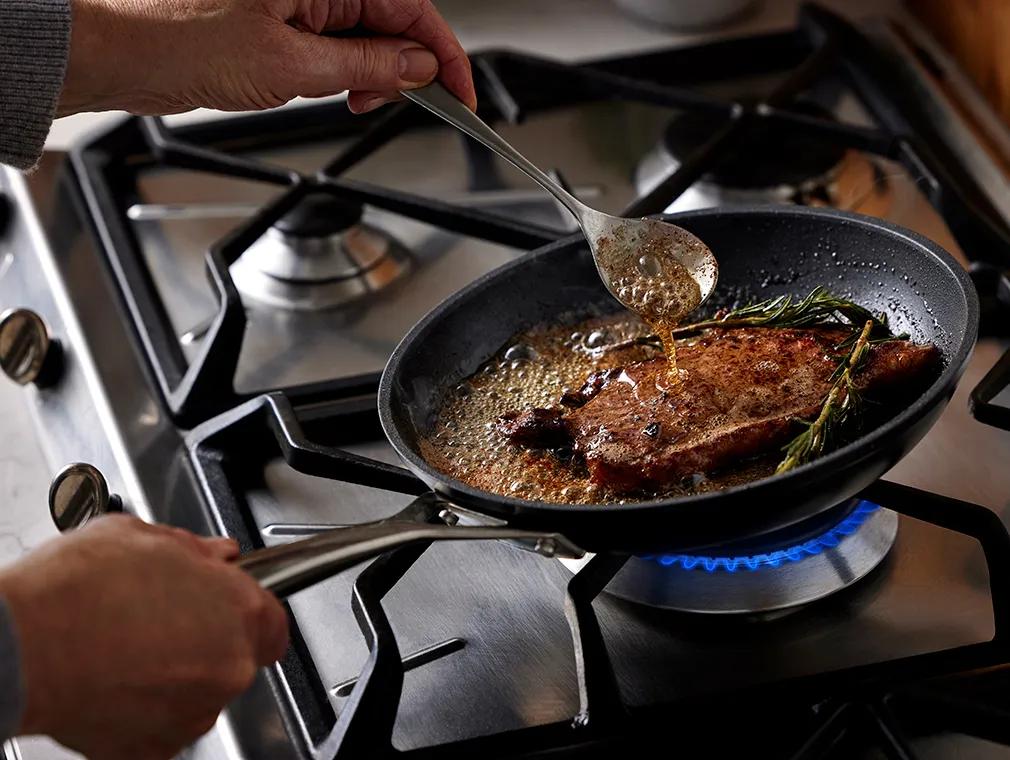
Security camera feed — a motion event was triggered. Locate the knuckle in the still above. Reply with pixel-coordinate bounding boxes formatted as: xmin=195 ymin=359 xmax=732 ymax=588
xmin=138 ymin=530 xmax=178 ymax=554
xmin=354 ymin=43 xmax=391 ymax=85
xmin=238 ymin=584 xmax=270 ymax=624
xmin=87 ymin=512 xmax=136 ymax=534
xmin=221 ymin=657 xmax=258 ymax=694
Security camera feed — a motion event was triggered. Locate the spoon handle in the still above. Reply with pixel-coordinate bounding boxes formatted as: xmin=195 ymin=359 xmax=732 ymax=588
xmin=401 ymin=83 xmax=587 ymax=222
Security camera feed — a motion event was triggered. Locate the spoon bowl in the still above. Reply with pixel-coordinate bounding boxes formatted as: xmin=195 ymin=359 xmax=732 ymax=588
xmin=580 ymin=211 xmax=718 ymax=322
xmin=401 ymin=84 xmax=719 ymax=321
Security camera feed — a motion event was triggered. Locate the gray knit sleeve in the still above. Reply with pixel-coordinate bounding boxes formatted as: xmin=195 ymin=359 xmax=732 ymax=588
xmin=0 ymin=598 xmax=24 ymax=740
xmin=0 ymin=0 xmax=72 ymax=171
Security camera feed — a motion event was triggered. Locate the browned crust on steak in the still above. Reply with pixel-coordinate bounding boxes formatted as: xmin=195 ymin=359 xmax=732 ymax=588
xmin=511 ymin=327 xmax=938 ymax=494
xmin=497 ymin=408 xmax=569 ymax=448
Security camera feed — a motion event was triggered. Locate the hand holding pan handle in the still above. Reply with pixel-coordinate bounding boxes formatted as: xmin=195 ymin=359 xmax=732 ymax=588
xmin=237 ymin=507 xmax=584 ymax=598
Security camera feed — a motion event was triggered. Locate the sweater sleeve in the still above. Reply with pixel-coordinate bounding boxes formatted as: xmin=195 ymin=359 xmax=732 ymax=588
xmin=0 ymin=598 xmax=24 ymax=740
xmin=0 ymin=0 xmax=72 ymax=171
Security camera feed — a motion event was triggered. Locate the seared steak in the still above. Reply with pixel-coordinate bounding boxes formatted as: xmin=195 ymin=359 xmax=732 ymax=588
xmin=498 ymin=327 xmax=938 ymax=493
xmin=497 ymin=408 xmax=569 ymax=448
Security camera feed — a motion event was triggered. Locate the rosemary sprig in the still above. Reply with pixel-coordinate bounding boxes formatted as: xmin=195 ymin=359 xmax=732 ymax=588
xmin=596 ymin=287 xmax=894 ymax=355
xmin=775 ymin=319 xmax=875 ymax=474
xmin=587 ymin=287 xmax=900 ymax=472
xmin=670 ymin=286 xmax=891 ymax=337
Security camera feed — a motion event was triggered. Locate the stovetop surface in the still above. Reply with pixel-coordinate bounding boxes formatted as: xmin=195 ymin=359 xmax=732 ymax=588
xmin=244 ymin=352 xmax=1009 ymax=752
xmin=8 ymin=6 xmax=1010 ymax=759
xmin=129 ymin=45 xmax=1010 ymax=753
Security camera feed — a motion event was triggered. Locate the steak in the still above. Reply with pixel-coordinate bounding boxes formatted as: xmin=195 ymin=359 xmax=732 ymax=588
xmin=498 ymin=327 xmax=939 ymax=494
xmin=497 ymin=408 xmax=569 ymax=448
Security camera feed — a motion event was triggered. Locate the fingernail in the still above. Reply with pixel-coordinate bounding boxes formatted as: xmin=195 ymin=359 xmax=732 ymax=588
xmin=399 ymin=47 xmax=438 ymax=84
xmin=357 ymin=96 xmax=387 ymax=114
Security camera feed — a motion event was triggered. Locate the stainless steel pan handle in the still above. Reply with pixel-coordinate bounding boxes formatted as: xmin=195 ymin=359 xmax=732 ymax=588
xmin=238 ymin=517 xmax=584 ymax=598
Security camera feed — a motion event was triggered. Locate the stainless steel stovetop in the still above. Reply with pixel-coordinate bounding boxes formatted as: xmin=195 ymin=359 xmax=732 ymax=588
xmin=4 ymin=6 xmax=1010 ymax=759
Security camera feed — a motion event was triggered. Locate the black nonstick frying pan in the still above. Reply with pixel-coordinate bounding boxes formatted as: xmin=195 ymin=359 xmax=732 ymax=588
xmin=240 ymin=206 xmax=977 ymax=595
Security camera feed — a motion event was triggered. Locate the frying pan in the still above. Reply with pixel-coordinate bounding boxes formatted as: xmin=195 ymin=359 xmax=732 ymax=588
xmin=240 ymin=206 xmax=977 ymax=595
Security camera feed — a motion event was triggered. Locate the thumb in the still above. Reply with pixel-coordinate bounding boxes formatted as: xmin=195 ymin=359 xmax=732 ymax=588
xmin=283 ymin=33 xmax=439 ymax=99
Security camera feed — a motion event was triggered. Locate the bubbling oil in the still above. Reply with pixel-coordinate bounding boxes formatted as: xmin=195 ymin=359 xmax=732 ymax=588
xmin=418 ymin=312 xmax=775 ymax=505
xmin=595 ymin=223 xmax=705 ymax=383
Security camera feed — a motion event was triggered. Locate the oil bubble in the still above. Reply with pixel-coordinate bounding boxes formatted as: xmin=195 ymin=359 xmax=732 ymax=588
xmin=637 ymin=254 xmax=663 ymax=277
xmin=504 ymin=343 xmax=539 ymax=363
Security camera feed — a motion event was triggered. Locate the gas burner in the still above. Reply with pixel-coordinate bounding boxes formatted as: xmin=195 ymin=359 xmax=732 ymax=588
xmin=634 ymin=103 xmax=893 ymax=214
xmin=230 ymin=193 xmax=411 ymax=311
xmin=565 ymin=500 xmax=897 ymax=614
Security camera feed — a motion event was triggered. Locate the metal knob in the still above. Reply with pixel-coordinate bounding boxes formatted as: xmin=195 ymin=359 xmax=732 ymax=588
xmin=49 ymin=463 xmax=119 ymax=532
xmin=0 ymin=308 xmax=60 ymax=386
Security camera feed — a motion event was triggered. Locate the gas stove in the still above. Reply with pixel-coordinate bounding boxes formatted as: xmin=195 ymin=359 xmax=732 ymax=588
xmin=5 ymin=4 xmax=1010 ymax=759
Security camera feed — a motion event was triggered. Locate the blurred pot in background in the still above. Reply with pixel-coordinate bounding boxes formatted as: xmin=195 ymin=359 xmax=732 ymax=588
xmin=613 ymin=0 xmax=759 ymax=29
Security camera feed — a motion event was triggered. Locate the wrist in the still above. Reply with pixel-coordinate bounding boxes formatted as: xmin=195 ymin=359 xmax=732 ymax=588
xmin=59 ymin=0 xmax=132 ymax=116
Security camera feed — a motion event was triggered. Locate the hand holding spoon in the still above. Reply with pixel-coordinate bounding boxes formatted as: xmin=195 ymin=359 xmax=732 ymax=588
xmin=401 ymin=83 xmax=718 ymax=324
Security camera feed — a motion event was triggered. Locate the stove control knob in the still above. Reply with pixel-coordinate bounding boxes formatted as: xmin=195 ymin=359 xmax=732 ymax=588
xmin=0 ymin=309 xmax=61 ymax=386
xmin=49 ymin=463 xmax=120 ymax=533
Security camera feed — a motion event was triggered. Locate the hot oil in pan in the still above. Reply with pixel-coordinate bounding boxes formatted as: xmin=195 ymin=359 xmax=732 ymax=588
xmin=596 ymin=225 xmax=706 ymax=384
xmin=418 ymin=313 xmax=775 ymax=505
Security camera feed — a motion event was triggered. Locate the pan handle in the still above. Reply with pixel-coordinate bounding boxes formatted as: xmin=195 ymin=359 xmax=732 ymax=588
xmin=237 ymin=505 xmax=584 ymax=598
xmin=969 ymin=347 xmax=1010 ymax=431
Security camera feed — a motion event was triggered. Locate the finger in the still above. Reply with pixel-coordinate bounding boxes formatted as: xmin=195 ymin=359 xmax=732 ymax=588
xmin=148 ymin=526 xmax=239 ymax=564
xmin=284 ymin=33 xmax=439 ymax=97
xmin=157 ymin=526 xmax=227 ymax=558
xmin=197 ymin=537 xmax=241 ymax=562
xmin=82 ymin=512 xmax=151 ymax=534
xmin=246 ymin=584 xmax=290 ymax=665
xmin=260 ymin=595 xmax=290 ymax=664
xmin=320 ymin=0 xmax=476 ymax=110
xmin=346 ymin=90 xmax=403 ymax=114
xmin=165 ymin=526 xmax=206 ymax=548
xmin=82 ymin=514 xmax=183 ymax=550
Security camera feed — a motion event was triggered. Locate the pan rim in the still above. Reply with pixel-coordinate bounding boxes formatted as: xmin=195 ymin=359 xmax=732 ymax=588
xmin=378 ymin=205 xmax=979 ymax=523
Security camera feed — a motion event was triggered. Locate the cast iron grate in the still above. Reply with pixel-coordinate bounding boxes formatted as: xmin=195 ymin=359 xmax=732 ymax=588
xmin=187 ymin=390 xmax=1010 ymax=760
xmin=71 ymin=104 xmax=562 ymax=426
xmin=68 ymin=4 xmax=1010 ymax=427
xmin=70 ymin=2 xmax=1010 ymax=756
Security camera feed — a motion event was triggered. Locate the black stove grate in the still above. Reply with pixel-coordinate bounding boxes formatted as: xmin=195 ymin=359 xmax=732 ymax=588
xmin=66 ymin=1 xmax=1010 ymax=757
xmin=187 ymin=390 xmax=1010 ymax=760
xmin=73 ymin=104 xmax=562 ymax=426
xmin=69 ymin=4 xmax=1010 ymax=427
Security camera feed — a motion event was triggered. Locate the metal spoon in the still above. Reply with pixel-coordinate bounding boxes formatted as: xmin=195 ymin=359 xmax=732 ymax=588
xmin=401 ymin=83 xmax=718 ymax=321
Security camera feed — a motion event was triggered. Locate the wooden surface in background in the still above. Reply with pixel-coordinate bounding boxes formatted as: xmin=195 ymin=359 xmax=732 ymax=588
xmin=909 ymin=1 xmax=1010 ymax=124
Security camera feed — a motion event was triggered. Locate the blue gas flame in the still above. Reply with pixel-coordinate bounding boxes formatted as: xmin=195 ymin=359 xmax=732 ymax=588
xmin=641 ymin=500 xmax=880 ymax=574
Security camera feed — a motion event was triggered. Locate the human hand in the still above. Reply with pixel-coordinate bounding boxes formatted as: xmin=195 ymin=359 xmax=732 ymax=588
xmin=0 ymin=514 xmax=288 ymax=760
xmin=60 ymin=0 xmax=476 ymax=117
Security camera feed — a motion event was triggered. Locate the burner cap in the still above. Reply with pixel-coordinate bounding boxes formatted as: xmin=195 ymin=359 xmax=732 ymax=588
xmin=231 ymin=197 xmax=412 ymax=311
xmin=561 ymin=499 xmax=898 ymax=615
xmin=274 ymin=194 xmax=363 ymax=238
xmin=662 ymin=102 xmax=847 ymax=189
